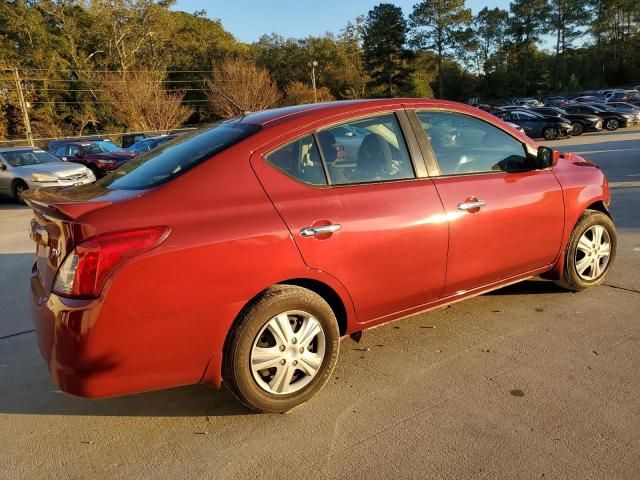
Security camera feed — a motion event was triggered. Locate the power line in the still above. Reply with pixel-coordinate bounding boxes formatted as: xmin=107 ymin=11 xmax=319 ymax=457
xmin=28 ymin=99 xmax=210 ymax=104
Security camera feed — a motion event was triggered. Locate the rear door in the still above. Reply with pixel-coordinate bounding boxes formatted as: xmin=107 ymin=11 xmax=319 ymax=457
xmin=251 ymin=111 xmax=449 ymax=325
xmin=411 ymin=109 xmax=564 ymax=296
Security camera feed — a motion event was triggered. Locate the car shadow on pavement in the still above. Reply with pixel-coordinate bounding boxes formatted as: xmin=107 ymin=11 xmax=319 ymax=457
xmin=486 ymin=279 xmax=567 ymax=296
xmin=0 ymin=333 xmax=254 ymax=417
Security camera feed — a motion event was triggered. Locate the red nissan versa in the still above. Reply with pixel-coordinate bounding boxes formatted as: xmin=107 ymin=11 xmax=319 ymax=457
xmin=24 ymin=99 xmax=616 ymax=413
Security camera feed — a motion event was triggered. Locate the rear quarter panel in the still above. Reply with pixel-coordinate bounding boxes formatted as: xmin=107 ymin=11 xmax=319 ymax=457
xmin=65 ymin=140 xmax=355 ymax=394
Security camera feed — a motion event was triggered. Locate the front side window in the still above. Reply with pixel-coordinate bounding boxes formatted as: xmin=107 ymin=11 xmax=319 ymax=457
xmin=317 ymin=113 xmax=415 ymax=185
xmin=265 ymin=135 xmax=327 ymax=186
xmin=417 ymin=111 xmax=532 ymax=175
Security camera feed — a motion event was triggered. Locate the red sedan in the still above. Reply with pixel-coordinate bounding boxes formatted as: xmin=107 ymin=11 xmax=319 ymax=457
xmin=25 ymin=99 xmax=616 ymax=413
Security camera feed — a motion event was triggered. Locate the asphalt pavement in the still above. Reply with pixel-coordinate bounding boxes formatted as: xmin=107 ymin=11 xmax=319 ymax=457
xmin=1 ymin=129 xmax=639 ymax=480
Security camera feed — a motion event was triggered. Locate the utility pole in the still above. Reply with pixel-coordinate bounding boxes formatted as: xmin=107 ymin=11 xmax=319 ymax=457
xmin=13 ymin=68 xmax=34 ymax=146
xmin=310 ymin=60 xmax=318 ymax=103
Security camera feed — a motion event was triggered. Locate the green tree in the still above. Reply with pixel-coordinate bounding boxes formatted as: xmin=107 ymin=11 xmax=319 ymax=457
xmin=410 ymin=0 xmax=472 ymax=99
xmin=509 ymin=0 xmax=549 ymax=96
xmin=549 ymin=0 xmax=592 ymax=89
xmin=362 ymin=3 xmax=411 ymax=97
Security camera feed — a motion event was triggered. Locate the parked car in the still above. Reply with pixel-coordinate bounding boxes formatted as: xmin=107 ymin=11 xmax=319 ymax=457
xmin=596 ymin=102 xmax=640 ymax=124
xmin=49 ymin=139 xmax=137 ymax=178
xmin=494 ymin=109 xmax=573 ymax=140
xmin=529 ymin=106 xmax=603 ymax=135
xmin=47 ymin=136 xmax=106 ymax=152
xmin=121 ymin=133 xmax=159 ymax=149
xmin=603 ymin=91 xmax=630 ymax=103
xmin=544 ymin=96 xmax=567 ymax=106
xmin=571 ymin=96 xmax=601 ymax=103
xmin=24 ymin=99 xmax=616 ymax=413
xmin=0 ymin=147 xmax=94 ymax=202
xmin=563 ymin=104 xmax=631 ymax=131
xmin=126 ymin=135 xmax=177 ymax=154
xmin=506 ymin=122 xmax=526 ymax=134
xmin=512 ymin=98 xmax=543 ymax=107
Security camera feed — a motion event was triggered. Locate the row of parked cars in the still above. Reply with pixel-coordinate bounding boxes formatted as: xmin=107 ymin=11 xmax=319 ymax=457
xmin=0 ymin=133 xmax=177 ymax=202
xmin=475 ymin=88 xmax=640 ymax=140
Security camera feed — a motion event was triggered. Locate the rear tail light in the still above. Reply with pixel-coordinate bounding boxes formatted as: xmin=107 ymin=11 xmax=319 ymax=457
xmin=53 ymin=226 xmax=170 ymax=298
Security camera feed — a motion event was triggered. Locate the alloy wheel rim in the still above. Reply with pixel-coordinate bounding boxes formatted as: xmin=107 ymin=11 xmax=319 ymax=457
xmin=575 ymin=225 xmax=611 ymax=281
xmin=545 ymin=128 xmax=557 ymax=140
xmin=606 ymin=119 xmax=618 ymax=129
xmin=250 ymin=310 xmax=326 ymax=395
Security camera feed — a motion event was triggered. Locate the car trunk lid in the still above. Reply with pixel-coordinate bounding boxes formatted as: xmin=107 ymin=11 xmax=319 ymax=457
xmin=24 ymin=184 xmax=142 ymax=294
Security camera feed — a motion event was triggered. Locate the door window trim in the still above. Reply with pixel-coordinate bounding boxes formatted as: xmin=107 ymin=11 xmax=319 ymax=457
xmin=262 ymin=110 xmax=430 ymax=188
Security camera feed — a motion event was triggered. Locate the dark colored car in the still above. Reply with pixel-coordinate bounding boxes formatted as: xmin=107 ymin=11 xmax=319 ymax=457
xmin=563 ymin=104 xmax=631 ymax=131
xmin=24 ymin=99 xmax=616 ymax=413
xmin=47 ymin=136 xmax=107 ymax=152
xmin=544 ymin=96 xmax=568 ymax=107
xmin=49 ymin=140 xmax=137 ymax=178
xmin=121 ymin=133 xmax=159 ymax=149
xmin=125 ymin=135 xmax=177 ymax=154
xmin=529 ymin=107 xmax=603 ymax=136
xmin=494 ymin=109 xmax=573 ymax=140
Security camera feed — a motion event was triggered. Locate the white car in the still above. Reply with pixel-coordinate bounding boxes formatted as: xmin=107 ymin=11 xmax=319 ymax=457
xmin=0 ymin=147 xmax=95 ymax=202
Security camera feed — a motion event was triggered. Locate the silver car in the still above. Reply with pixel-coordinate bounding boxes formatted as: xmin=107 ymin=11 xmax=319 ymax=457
xmin=0 ymin=147 xmax=95 ymax=202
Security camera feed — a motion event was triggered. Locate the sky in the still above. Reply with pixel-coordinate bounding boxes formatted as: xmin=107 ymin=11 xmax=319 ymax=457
xmin=173 ymin=0 xmax=511 ymax=43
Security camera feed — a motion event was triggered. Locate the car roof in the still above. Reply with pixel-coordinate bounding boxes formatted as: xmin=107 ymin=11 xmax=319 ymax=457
xmin=0 ymin=146 xmax=42 ymax=152
xmin=237 ymin=99 xmax=473 ymax=128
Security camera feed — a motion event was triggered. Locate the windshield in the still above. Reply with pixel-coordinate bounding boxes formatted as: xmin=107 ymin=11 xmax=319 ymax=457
xmin=83 ymin=141 xmax=123 ymax=154
xmin=2 ymin=150 xmax=60 ymax=167
xmin=98 ymin=120 xmax=261 ymax=190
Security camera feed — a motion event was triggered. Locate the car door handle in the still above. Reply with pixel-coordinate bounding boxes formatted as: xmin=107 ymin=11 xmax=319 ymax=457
xmin=300 ymin=224 xmax=342 ymax=237
xmin=457 ymin=200 xmax=486 ymax=211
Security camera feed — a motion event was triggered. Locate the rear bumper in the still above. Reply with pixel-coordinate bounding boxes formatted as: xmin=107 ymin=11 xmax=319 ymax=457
xmin=30 ymin=262 xmax=220 ymax=398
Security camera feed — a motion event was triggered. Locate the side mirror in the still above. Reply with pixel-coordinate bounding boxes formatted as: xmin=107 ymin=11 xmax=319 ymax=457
xmin=537 ymin=146 xmax=559 ymax=169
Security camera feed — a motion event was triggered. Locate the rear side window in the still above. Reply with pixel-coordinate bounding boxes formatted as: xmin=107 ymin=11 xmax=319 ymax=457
xmin=265 ymin=135 xmax=327 ymax=186
xmin=318 ymin=113 xmax=415 ymax=185
xmin=100 ymin=121 xmax=261 ymax=190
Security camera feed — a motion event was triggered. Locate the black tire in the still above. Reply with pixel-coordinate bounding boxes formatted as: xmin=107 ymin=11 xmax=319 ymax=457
xmin=555 ymin=210 xmax=617 ymax=292
xmin=604 ymin=118 xmax=619 ymax=131
xmin=543 ymin=126 xmax=559 ymax=140
xmin=223 ymin=285 xmax=340 ymax=413
xmin=12 ymin=180 xmax=28 ymax=204
xmin=88 ymin=165 xmax=101 ymax=179
xmin=571 ymin=122 xmax=584 ymax=136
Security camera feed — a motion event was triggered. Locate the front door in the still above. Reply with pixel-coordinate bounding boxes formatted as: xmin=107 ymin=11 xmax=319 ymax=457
xmin=251 ymin=111 xmax=449 ymax=325
xmin=414 ymin=109 xmax=564 ymax=296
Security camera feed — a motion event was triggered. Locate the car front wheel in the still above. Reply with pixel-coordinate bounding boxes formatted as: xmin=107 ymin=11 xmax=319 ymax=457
xmin=605 ymin=119 xmax=619 ymax=131
xmin=12 ymin=180 xmax=28 ymax=204
xmin=555 ymin=210 xmax=617 ymax=291
xmin=543 ymin=127 xmax=559 ymax=140
xmin=223 ymin=285 xmax=340 ymax=413
xmin=572 ymin=123 xmax=584 ymax=136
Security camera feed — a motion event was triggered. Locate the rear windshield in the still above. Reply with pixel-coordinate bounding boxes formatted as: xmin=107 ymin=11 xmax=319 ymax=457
xmin=98 ymin=120 xmax=260 ymax=190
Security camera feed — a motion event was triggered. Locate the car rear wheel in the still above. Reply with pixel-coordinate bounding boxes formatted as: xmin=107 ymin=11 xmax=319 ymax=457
xmin=555 ymin=210 xmax=616 ymax=292
xmin=223 ymin=285 xmax=340 ymax=413
xmin=605 ymin=118 xmax=619 ymax=131
xmin=543 ymin=127 xmax=559 ymax=140
xmin=12 ymin=180 xmax=28 ymax=204
xmin=571 ymin=123 xmax=584 ymax=136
